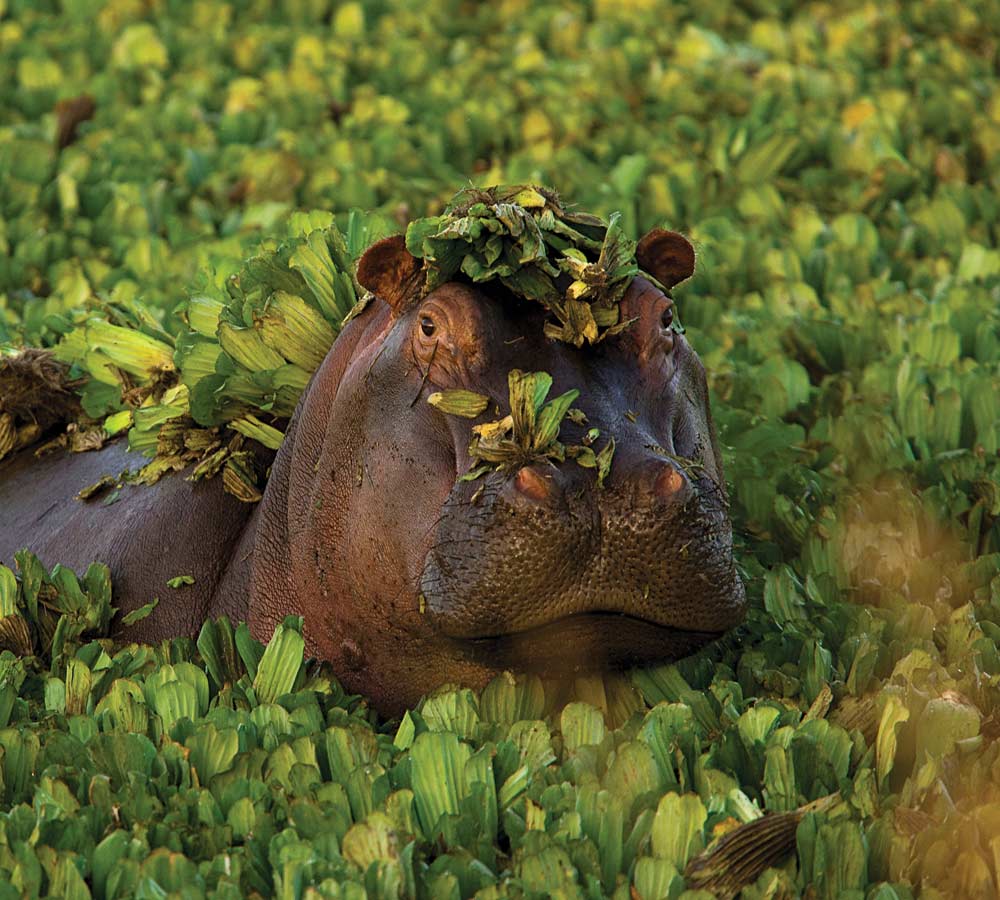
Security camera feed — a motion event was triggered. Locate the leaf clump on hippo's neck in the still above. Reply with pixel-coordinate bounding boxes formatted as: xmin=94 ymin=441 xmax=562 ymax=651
xmin=44 ymin=210 xmax=400 ymax=502
xmin=405 ymin=184 xmax=650 ymax=347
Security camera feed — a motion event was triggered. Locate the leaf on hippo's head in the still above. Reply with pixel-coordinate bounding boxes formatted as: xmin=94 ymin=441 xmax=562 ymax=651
xmin=404 ymin=185 xmax=649 ymax=346
xmin=595 ymin=212 xmax=639 ymax=303
xmin=427 ymin=390 xmax=490 ymax=419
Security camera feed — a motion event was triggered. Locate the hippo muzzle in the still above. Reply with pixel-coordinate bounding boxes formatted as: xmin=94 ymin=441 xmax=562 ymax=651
xmin=420 ymin=418 xmax=746 ymax=675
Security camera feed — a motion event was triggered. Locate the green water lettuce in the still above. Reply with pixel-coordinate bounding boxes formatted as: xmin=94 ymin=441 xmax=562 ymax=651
xmin=1 ymin=0 xmax=999 ymax=895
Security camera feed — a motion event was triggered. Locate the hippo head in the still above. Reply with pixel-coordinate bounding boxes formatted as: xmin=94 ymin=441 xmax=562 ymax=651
xmin=249 ymin=228 xmax=745 ymax=713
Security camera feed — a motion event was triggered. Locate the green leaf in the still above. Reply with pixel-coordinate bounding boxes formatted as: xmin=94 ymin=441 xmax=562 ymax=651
xmin=560 ymin=702 xmax=606 ymax=752
xmin=0 ymin=566 xmax=18 ymax=617
xmin=121 ymin=597 xmax=159 ymax=625
xmin=252 ymin=616 xmax=305 ymax=705
xmin=533 ymin=389 xmax=579 ymax=451
xmin=427 ymin=390 xmax=490 ymax=418
xmin=875 ymin=694 xmax=910 ymax=788
xmin=410 ymin=731 xmax=473 ymax=835
xmin=651 ymin=792 xmax=707 ymax=869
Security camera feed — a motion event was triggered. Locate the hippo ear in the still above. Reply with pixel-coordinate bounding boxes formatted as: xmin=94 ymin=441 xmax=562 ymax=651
xmin=356 ymin=235 xmax=425 ymax=314
xmin=636 ymin=229 xmax=696 ymax=289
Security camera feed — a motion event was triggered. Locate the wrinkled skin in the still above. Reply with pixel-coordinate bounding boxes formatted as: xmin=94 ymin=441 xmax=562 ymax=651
xmin=0 ymin=229 xmax=746 ymax=714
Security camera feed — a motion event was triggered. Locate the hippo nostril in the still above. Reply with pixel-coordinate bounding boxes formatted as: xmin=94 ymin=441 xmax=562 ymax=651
xmin=513 ymin=465 xmax=555 ymax=504
xmin=653 ymin=465 xmax=690 ymax=504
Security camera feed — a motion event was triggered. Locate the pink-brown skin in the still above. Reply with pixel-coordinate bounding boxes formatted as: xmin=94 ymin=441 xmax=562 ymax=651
xmin=0 ymin=229 xmax=746 ymax=716
xmin=243 ymin=230 xmax=746 ymax=713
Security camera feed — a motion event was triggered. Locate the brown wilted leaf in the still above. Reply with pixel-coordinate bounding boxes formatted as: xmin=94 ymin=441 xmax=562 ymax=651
xmin=684 ymin=794 xmax=839 ymax=899
xmin=0 ymin=613 xmax=33 ymax=656
xmin=54 ymin=94 xmax=96 ymax=149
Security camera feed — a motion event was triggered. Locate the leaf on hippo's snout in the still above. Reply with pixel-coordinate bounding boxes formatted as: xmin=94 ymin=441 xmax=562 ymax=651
xmin=427 ymin=390 xmax=490 ymax=418
xmin=508 ymin=369 xmax=551 ymax=444
xmin=567 ymin=444 xmax=597 ymax=468
xmin=459 ymin=464 xmax=493 ymax=483
xmin=563 ymin=298 xmax=599 ymax=347
xmin=472 ymin=416 xmax=514 ymax=443
xmin=534 ymin=389 xmax=580 ymax=451
xmin=595 ymin=437 xmax=616 ymax=488
xmin=447 ymin=369 xmax=612 ymax=486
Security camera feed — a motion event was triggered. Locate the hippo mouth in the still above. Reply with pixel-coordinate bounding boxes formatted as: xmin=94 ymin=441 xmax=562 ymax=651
xmin=460 ymin=611 xmax=727 ymax=675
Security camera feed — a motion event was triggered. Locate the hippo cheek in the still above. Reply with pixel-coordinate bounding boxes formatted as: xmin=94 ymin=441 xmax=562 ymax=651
xmin=312 ymin=442 xmax=456 ymax=669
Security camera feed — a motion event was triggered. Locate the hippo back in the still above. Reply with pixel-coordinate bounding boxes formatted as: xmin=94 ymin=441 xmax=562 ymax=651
xmin=0 ymin=439 xmax=254 ymax=639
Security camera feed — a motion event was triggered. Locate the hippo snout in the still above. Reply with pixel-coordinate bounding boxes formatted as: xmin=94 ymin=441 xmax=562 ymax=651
xmin=420 ymin=450 xmax=746 ymax=673
xmin=506 ymin=460 xmax=695 ymax=509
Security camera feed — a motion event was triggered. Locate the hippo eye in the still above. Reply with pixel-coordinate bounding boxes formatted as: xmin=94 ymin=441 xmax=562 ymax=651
xmin=660 ymin=306 xmax=674 ymax=330
xmin=420 ymin=316 xmax=436 ymax=337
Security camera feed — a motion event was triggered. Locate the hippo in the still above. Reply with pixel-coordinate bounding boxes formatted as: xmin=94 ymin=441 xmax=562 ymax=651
xmin=0 ymin=228 xmax=746 ymax=713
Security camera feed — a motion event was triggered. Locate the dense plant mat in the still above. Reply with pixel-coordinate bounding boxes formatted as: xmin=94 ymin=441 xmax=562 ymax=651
xmin=0 ymin=551 xmax=989 ymax=900
xmin=1 ymin=0 xmax=1000 ymax=897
